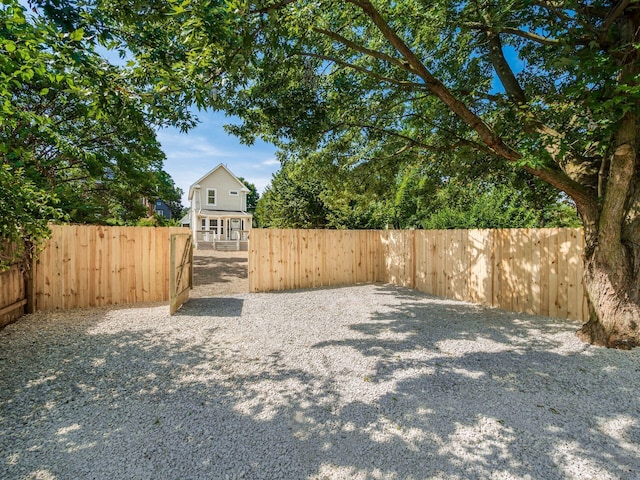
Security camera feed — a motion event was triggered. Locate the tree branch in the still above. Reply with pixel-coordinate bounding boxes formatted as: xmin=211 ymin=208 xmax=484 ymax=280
xmin=464 ymin=22 xmax=560 ymax=46
xmin=483 ymin=29 xmax=527 ymax=105
xmin=351 ymin=123 xmax=447 ymax=151
xmin=534 ymin=0 xmax=600 ymax=35
xmin=344 ymin=0 xmax=600 ymax=216
xmin=601 ymin=0 xmax=631 ymax=32
xmin=347 ymin=0 xmax=522 ymax=161
xmin=346 ymin=120 xmax=497 ymax=158
xmin=523 ymin=164 xmax=598 ymax=219
xmin=296 ymin=52 xmax=428 ymax=89
xmin=312 ymin=27 xmax=415 ymax=74
xmin=533 ymin=1 xmax=581 ymax=25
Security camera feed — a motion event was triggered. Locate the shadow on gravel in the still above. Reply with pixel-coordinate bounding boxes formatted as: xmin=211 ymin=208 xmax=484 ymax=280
xmin=192 ymin=255 xmax=247 ymax=286
xmin=1 ymin=285 xmax=639 ymax=480
xmin=175 ymin=297 xmax=244 ymax=317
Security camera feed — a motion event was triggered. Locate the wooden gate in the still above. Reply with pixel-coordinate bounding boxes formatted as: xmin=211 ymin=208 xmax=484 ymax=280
xmin=170 ymin=232 xmax=193 ymax=314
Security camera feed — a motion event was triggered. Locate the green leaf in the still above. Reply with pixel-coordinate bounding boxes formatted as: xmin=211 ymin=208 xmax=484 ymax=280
xmin=11 ymin=11 xmax=26 ymax=24
xmin=70 ymin=28 xmax=84 ymax=42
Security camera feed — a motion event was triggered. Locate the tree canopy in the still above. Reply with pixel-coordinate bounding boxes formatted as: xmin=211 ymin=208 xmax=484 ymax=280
xmin=255 ymin=151 xmax=582 ymax=229
xmin=237 ymin=176 xmax=260 ymax=213
xmin=0 ymin=0 xmax=183 ymax=267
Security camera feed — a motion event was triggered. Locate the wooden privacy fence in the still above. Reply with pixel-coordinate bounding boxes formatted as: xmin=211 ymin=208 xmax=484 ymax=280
xmin=249 ymin=228 xmax=589 ymax=322
xmin=34 ymin=225 xmax=190 ymax=312
xmin=0 ymin=241 xmax=27 ymax=328
xmin=249 ymin=229 xmax=382 ymax=292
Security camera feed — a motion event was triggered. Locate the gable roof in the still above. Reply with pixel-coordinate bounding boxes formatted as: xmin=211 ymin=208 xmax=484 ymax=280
xmin=188 ymin=163 xmax=250 ymax=200
xmin=179 ymin=211 xmax=190 ymax=225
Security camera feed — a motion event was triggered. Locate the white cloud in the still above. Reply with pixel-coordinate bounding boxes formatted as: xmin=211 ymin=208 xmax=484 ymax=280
xmin=261 ymin=158 xmax=280 ymax=167
xmin=252 ymin=177 xmax=273 ymax=195
xmin=157 ymin=131 xmax=233 ymax=160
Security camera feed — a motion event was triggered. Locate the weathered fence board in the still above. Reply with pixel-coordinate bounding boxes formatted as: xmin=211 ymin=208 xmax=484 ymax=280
xmin=0 ymin=260 xmax=25 ymax=327
xmin=249 ymin=228 xmax=588 ymax=322
xmin=0 ymin=241 xmax=27 ymax=328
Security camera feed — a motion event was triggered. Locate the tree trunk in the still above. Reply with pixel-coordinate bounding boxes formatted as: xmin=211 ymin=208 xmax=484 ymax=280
xmin=576 ymin=7 xmax=640 ymax=348
xmin=580 ymin=244 xmax=640 ymax=349
xmin=578 ymin=137 xmax=640 ymax=349
xmin=353 ymin=0 xmax=640 ymax=347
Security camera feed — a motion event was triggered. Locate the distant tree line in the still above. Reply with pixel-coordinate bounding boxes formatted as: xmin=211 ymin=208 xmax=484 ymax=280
xmin=254 ymin=155 xmax=581 ymax=230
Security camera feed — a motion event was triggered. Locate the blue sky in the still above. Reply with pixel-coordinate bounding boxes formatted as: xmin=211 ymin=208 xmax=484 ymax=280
xmin=17 ymin=2 xmax=280 ymax=208
xmin=156 ymin=111 xmax=280 ymax=207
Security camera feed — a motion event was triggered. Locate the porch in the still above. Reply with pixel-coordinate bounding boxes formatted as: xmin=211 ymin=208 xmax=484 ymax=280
xmin=193 ymin=211 xmax=251 ymax=251
xmin=194 ymin=235 xmax=249 ymax=251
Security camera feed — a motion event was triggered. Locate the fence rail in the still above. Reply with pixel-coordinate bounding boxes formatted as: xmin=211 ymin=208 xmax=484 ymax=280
xmin=249 ymin=228 xmax=588 ymax=322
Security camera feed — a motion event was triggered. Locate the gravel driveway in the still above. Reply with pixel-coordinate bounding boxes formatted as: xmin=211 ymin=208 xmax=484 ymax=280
xmin=1 ymin=284 xmax=639 ymax=480
xmin=190 ymin=249 xmax=248 ymax=298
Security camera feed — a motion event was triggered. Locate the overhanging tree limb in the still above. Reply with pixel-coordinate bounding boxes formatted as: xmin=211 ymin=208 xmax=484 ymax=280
xmin=312 ymin=27 xmax=415 ymax=74
xmin=296 ymin=52 xmax=428 ymax=89
xmin=463 ymin=22 xmax=561 ymax=46
xmin=601 ymin=0 xmax=632 ymax=33
xmin=346 ymin=0 xmax=520 ymax=159
xmin=346 ymin=0 xmax=599 ymax=217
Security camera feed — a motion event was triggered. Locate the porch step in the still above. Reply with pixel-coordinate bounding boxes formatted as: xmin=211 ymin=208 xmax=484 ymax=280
xmin=215 ymin=242 xmax=238 ymax=251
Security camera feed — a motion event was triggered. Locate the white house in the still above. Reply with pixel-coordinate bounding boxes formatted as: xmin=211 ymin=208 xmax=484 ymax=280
xmin=188 ymin=164 xmax=252 ymax=250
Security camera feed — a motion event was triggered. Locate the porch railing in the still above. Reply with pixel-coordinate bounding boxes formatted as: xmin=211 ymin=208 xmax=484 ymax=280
xmin=195 ymin=230 xmax=249 ymax=243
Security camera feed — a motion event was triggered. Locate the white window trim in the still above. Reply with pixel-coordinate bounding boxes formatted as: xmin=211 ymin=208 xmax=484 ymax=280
xmin=229 ymin=190 xmax=239 ymax=196
xmin=206 ymin=188 xmax=217 ymax=206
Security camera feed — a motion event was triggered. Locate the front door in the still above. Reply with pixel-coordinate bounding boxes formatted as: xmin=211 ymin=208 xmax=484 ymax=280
xmin=230 ymin=218 xmax=241 ymax=240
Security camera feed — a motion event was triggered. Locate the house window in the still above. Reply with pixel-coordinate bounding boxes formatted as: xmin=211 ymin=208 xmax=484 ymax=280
xmin=155 ymin=209 xmax=165 ymax=217
xmin=206 ymin=188 xmax=216 ymax=206
xmin=229 ymin=190 xmax=239 ymax=196
xmin=201 ymin=219 xmax=206 ymax=230
xmin=209 ymin=219 xmax=217 ymax=232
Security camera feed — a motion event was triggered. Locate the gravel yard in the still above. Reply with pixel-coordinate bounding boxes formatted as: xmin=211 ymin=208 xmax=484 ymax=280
xmin=1 ymin=284 xmax=639 ymax=480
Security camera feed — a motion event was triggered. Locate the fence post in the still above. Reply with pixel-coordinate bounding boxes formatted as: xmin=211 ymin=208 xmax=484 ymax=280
xmin=189 ymin=240 xmax=194 ymax=289
xmin=169 ymin=234 xmax=176 ymax=305
xmin=24 ymin=250 xmax=36 ymax=314
xmin=410 ymin=229 xmax=416 ymax=289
